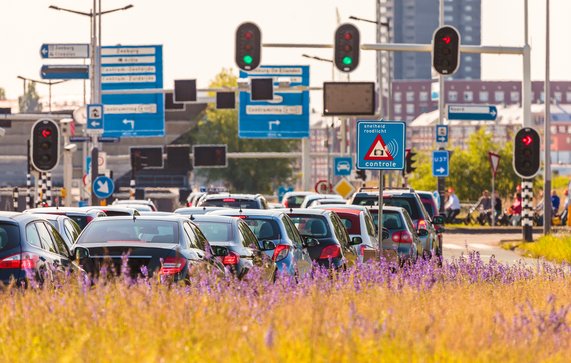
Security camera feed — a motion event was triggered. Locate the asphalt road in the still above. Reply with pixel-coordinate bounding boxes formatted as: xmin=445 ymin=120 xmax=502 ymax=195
xmin=443 ymin=231 xmax=537 ymax=265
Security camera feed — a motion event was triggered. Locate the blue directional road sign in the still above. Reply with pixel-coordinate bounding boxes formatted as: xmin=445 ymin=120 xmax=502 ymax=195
xmin=101 ymin=45 xmax=164 ymax=138
xmin=87 ymin=104 xmax=104 ymax=132
xmin=92 ymin=176 xmax=115 ymax=199
xmin=447 ymin=104 xmax=498 ymax=121
xmin=432 ymin=150 xmax=450 ymax=177
xmin=40 ymin=65 xmax=89 ymax=80
xmin=239 ymin=65 xmax=309 ymax=138
xmin=357 ymin=121 xmax=406 ymax=170
xmin=435 ymin=124 xmax=448 ymax=143
xmin=40 ymin=44 xmax=89 ymax=59
xmin=334 ymin=157 xmax=353 ymax=176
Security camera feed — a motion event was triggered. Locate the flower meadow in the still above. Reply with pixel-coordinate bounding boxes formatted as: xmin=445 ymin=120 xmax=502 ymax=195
xmin=0 ymin=254 xmax=570 ymax=363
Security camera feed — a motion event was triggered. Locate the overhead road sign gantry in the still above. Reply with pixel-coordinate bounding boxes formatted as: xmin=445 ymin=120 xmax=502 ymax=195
xmin=239 ymin=65 xmax=309 ymax=139
xmin=40 ymin=43 xmax=89 ymax=59
xmin=356 ymin=121 xmax=406 ymax=171
xmin=101 ymin=45 xmax=164 ymax=138
xmin=447 ymin=104 xmax=498 ymax=121
xmin=40 ymin=65 xmax=89 ymax=80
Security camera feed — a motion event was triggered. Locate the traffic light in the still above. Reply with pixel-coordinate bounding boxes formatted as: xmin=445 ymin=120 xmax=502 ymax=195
xmin=334 ymin=23 xmax=360 ymax=73
xmin=193 ymin=145 xmax=227 ymax=168
xmin=235 ymin=22 xmax=261 ymax=71
xmin=513 ymin=127 xmax=540 ymax=178
xmin=405 ymin=149 xmax=417 ymax=174
xmin=355 ymin=169 xmax=367 ymax=181
xmin=31 ymin=119 xmax=60 ymax=172
xmin=432 ymin=25 xmax=460 ymax=75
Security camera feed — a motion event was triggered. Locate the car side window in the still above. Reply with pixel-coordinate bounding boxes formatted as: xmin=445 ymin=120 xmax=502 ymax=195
xmin=182 ymin=223 xmax=197 ymax=249
xmin=331 ymin=214 xmax=349 ymax=246
xmin=35 ymin=222 xmax=57 ymax=254
xmin=63 ymin=220 xmax=78 ymax=244
xmin=47 ymin=223 xmax=70 ymax=257
xmin=238 ymin=222 xmax=257 ymax=248
xmin=282 ymin=216 xmax=303 ymax=249
xmin=190 ymin=224 xmax=207 ymax=250
xmin=364 ymin=213 xmax=376 ymax=237
xmin=26 ymin=223 xmax=42 ymax=249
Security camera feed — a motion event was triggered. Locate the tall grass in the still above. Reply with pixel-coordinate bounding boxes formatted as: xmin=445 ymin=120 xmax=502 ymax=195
xmin=519 ymin=234 xmax=571 ymax=263
xmin=0 ymin=255 xmax=569 ymax=362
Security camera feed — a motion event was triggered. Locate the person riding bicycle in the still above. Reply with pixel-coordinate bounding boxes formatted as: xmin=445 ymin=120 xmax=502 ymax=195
xmin=474 ymin=190 xmax=492 ymax=225
xmin=444 ymin=187 xmax=461 ymax=223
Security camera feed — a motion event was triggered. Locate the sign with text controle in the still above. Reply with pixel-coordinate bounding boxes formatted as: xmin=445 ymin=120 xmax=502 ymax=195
xmin=356 ymin=121 xmax=406 ymax=171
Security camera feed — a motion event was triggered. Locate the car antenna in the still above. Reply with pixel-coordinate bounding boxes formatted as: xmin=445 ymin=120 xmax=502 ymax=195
xmin=132 ymin=214 xmax=136 ymax=222
xmin=189 ymin=214 xmax=195 ymax=221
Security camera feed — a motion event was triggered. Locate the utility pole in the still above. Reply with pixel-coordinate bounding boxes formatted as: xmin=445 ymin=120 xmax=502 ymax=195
xmin=543 ymin=0 xmax=552 ymax=234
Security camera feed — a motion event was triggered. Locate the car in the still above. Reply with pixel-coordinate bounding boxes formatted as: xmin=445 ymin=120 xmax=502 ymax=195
xmin=416 ymin=190 xmax=446 ymax=257
xmin=112 ymin=199 xmax=157 ymax=212
xmin=34 ymin=214 xmax=82 ymax=250
xmin=311 ymin=198 xmax=347 ymax=206
xmin=378 ymin=206 xmax=426 ymax=264
xmin=208 ymin=209 xmax=313 ymax=277
xmin=185 ymin=192 xmax=206 ymax=207
xmin=281 ymin=191 xmax=317 ymax=208
xmin=280 ymin=208 xmax=360 ymax=269
xmin=314 ymin=207 xmax=379 ymax=262
xmin=0 ymin=212 xmax=78 ymax=285
xmin=351 ymin=187 xmax=439 ymax=258
xmin=25 ymin=207 xmax=106 ymax=230
xmin=197 ymin=193 xmax=270 ymax=209
xmin=72 ymin=215 xmax=225 ymax=282
xmin=174 ymin=206 xmax=229 ymax=216
xmin=300 ymin=194 xmax=345 ymax=208
xmin=191 ymin=215 xmax=277 ymax=281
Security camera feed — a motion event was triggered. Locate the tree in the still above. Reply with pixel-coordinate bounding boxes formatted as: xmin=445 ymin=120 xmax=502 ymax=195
xmin=183 ymin=68 xmax=299 ymax=194
xmin=410 ymin=128 xmax=522 ymax=202
xmin=18 ymin=82 xmax=42 ymax=112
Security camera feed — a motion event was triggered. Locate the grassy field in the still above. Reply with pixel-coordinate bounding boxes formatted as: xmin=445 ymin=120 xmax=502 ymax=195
xmin=517 ymin=234 xmax=571 ymax=263
xmin=0 ymin=256 xmax=569 ymax=362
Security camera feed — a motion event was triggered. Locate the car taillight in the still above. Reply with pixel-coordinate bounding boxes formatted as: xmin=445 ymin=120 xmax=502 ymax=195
xmin=0 ymin=253 xmax=39 ymax=270
xmin=283 ymin=199 xmax=289 ymax=208
xmin=392 ymin=231 xmax=412 ymax=243
xmin=418 ymin=219 xmax=427 ymax=230
xmin=159 ymin=256 xmax=187 ymax=275
xmin=222 ymin=251 xmax=240 ymax=265
xmin=319 ymin=245 xmax=341 ymax=259
xmin=359 ymin=245 xmax=366 ymax=256
xmin=272 ymin=244 xmax=290 ymax=262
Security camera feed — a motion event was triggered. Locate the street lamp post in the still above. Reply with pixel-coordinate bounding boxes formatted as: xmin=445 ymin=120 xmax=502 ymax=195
xmin=302 ymin=54 xmax=336 ymax=191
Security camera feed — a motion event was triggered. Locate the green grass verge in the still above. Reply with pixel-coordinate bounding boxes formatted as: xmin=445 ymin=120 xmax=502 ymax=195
xmin=517 ymin=234 xmax=571 ymax=263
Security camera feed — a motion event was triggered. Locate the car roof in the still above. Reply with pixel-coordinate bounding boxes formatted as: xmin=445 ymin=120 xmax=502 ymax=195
xmin=114 ymin=199 xmax=154 ymax=205
xmin=174 ymin=206 xmax=228 ymax=214
xmin=0 ymin=212 xmax=50 ymax=224
xmin=191 ymin=215 xmax=238 ymax=224
xmin=276 ymin=208 xmax=330 ymax=216
xmin=311 ymin=204 xmax=366 ymax=211
xmin=203 ymin=193 xmax=262 ymax=200
xmin=367 ymin=206 xmax=407 ymax=213
xmin=89 ymin=215 xmax=189 ymax=223
xmin=25 ymin=207 xmax=102 ymax=215
xmin=208 ymin=208 xmax=284 ymax=217
xmin=283 ymin=191 xmax=316 ymax=197
xmin=320 ymin=207 xmax=361 ymax=216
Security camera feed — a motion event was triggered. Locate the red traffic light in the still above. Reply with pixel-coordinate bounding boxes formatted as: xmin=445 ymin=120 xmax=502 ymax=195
xmin=343 ymin=32 xmax=353 ymax=41
xmin=442 ymin=36 xmax=451 ymax=44
xmin=244 ymin=31 xmax=253 ymax=40
xmin=41 ymin=129 xmax=52 ymax=138
xmin=522 ymin=135 xmax=533 ymax=146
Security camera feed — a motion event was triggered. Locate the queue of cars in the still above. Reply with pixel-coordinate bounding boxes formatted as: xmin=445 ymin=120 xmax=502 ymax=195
xmin=0 ymin=187 xmax=445 ymax=286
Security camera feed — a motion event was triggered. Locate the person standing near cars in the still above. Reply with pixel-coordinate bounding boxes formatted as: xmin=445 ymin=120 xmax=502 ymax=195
xmin=444 ymin=187 xmax=461 ymax=223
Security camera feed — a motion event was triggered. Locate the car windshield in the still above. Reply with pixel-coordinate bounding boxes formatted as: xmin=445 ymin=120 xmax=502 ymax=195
xmin=242 ymin=218 xmax=280 ymax=240
xmin=288 ymin=215 xmax=331 ymax=238
xmin=194 ymin=221 xmax=232 ymax=242
xmin=201 ymin=198 xmax=259 ymax=209
xmin=0 ymin=223 xmax=20 ymax=251
xmin=69 ymin=216 xmax=90 ymax=229
xmin=382 ymin=197 xmax=420 ymax=220
xmin=422 ymin=201 xmax=435 ymax=217
xmin=78 ymin=220 xmax=179 ymax=244
xmin=285 ymin=195 xmax=306 ymax=208
xmin=370 ymin=210 xmax=405 ymax=230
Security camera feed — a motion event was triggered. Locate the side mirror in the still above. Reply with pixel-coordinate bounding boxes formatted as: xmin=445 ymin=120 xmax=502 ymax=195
xmin=74 ymin=246 xmax=90 ymax=260
xmin=211 ymin=245 xmax=229 ymax=257
xmin=417 ymin=229 xmax=429 ymax=237
xmin=303 ymin=236 xmax=319 ymax=248
xmin=432 ymin=216 xmax=445 ymax=225
xmin=349 ymin=236 xmax=363 ymax=246
xmin=258 ymin=240 xmax=276 ymax=251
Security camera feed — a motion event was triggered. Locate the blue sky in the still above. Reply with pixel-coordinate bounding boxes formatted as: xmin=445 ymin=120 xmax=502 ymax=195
xmin=1 ymin=0 xmax=570 ymax=101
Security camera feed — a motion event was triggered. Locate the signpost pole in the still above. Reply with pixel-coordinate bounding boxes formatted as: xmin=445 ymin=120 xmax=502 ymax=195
xmin=437 ymin=0 xmax=446 ymax=215
xmin=491 ymin=174 xmax=495 ymax=227
xmin=377 ymin=170 xmax=383 ymax=249
xmin=91 ymin=147 xmax=99 ymax=206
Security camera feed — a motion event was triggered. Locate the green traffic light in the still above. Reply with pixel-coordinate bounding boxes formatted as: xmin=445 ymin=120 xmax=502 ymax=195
xmin=243 ymin=55 xmax=253 ymax=65
xmin=342 ymin=56 xmax=353 ymax=65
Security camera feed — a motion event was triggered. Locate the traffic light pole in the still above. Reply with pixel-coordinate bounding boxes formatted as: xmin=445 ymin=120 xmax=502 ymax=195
xmin=437 ymin=0 xmax=446 ymax=215
xmin=522 ymin=179 xmax=534 ymax=242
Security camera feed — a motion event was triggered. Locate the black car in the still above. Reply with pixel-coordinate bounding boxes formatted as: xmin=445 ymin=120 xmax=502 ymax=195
xmin=192 ymin=215 xmax=277 ymax=281
xmin=26 ymin=207 xmax=106 ymax=230
xmin=197 ymin=193 xmax=269 ymax=209
xmin=72 ymin=215 xmax=225 ymax=282
xmin=0 ymin=212 xmax=76 ymax=285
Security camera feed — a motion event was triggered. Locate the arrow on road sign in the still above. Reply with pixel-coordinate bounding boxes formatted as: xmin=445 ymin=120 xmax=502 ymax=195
xmin=96 ymin=180 xmax=109 ymax=194
xmin=364 ymin=134 xmax=394 ymax=160
xmin=436 ymin=167 xmax=445 ymax=174
xmin=123 ymin=119 xmax=135 ymax=129
xmin=90 ymin=121 xmax=101 ymax=128
xmin=269 ymin=120 xmax=280 ymax=130
xmin=447 ymin=104 xmax=498 ymax=121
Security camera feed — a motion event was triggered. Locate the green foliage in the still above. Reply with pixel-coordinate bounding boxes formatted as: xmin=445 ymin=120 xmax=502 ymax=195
xmin=186 ymin=69 xmax=298 ymax=194
xmin=18 ymin=82 xmax=42 ymax=112
xmin=410 ymin=128 xmax=521 ymax=201
xmin=519 ymin=234 xmax=571 ymax=263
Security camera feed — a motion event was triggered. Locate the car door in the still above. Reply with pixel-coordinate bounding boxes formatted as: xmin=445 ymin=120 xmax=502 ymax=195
xmin=46 ymin=222 xmax=74 ymax=271
xmin=33 ymin=221 xmax=65 ymax=278
xmin=330 ymin=213 xmax=357 ymax=266
xmin=281 ymin=215 xmax=312 ymax=276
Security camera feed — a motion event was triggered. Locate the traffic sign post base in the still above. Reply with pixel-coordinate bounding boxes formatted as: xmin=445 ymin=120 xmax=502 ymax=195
xmin=521 ymin=179 xmax=534 ymax=242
